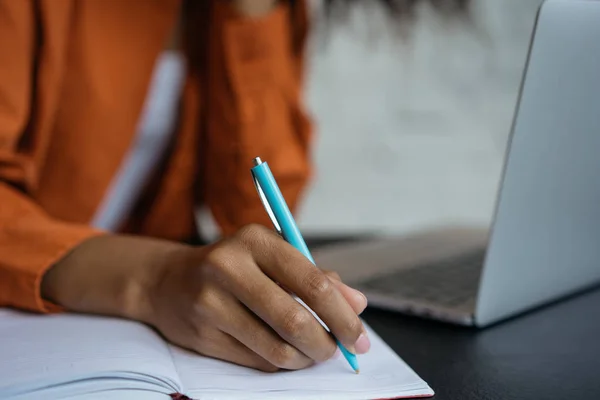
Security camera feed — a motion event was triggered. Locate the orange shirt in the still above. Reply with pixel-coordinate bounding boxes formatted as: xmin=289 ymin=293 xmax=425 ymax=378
xmin=0 ymin=0 xmax=313 ymax=313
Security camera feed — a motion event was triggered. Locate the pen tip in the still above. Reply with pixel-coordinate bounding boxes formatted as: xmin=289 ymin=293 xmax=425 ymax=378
xmin=355 ymin=369 xmax=360 ymax=374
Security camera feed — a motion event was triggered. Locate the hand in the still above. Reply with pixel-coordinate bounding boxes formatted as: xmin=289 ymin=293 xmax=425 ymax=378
xmin=42 ymin=225 xmax=370 ymax=372
xmin=150 ymin=224 xmax=369 ymax=371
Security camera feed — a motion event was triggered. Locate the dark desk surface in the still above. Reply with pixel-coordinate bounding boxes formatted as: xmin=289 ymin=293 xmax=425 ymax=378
xmin=308 ymin=237 xmax=600 ymax=400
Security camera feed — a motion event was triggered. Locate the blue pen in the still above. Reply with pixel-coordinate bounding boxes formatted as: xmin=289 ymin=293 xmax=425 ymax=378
xmin=250 ymin=157 xmax=360 ymax=374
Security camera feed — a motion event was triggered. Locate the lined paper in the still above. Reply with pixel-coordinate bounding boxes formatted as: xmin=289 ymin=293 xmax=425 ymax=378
xmin=0 ymin=310 xmax=180 ymax=399
xmin=0 ymin=309 xmax=432 ymax=400
xmin=171 ymin=324 xmax=434 ymax=400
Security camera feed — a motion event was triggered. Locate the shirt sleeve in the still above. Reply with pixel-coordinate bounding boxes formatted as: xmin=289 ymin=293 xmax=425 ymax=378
xmin=202 ymin=0 xmax=314 ymax=235
xmin=0 ymin=0 xmax=103 ymax=313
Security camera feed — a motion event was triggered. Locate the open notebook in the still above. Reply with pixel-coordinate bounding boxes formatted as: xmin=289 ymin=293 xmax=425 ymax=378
xmin=0 ymin=309 xmax=433 ymax=400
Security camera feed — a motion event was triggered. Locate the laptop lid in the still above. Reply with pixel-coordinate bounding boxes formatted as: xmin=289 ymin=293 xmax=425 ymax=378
xmin=475 ymin=0 xmax=600 ymax=327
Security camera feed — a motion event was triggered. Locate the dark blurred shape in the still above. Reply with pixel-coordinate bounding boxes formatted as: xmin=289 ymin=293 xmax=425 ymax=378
xmin=323 ymin=0 xmax=470 ymax=21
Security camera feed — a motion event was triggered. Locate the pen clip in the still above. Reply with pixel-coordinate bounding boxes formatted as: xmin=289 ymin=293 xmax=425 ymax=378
xmin=251 ymin=169 xmax=283 ymax=237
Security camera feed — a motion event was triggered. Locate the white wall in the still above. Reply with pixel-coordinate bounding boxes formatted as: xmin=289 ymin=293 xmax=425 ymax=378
xmin=297 ymin=0 xmax=545 ymax=234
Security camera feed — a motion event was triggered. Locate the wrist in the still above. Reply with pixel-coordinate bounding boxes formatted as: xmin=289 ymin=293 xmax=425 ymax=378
xmin=41 ymin=235 xmax=191 ymax=325
xmin=133 ymin=241 xmax=193 ymax=326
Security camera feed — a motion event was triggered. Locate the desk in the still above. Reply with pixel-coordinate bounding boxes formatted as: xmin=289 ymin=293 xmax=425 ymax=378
xmin=308 ymin=237 xmax=600 ymax=400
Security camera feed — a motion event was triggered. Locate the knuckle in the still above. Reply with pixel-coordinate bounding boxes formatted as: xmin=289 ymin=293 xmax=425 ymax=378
xmin=269 ymin=342 xmax=300 ymax=369
xmin=191 ymin=326 xmax=217 ymax=354
xmin=281 ymin=308 xmax=312 ymax=342
xmin=323 ymin=270 xmax=341 ymax=281
xmin=193 ymin=290 xmax=221 ymax=320
xmin=203 ymin=248 xmax=228 ymax=275
xmin=305 ymin=273 xmax=334 ymax=301
xmin=202 ymin=245 xmax=239 ymax=283
xmin=237 ymin=224 xmax=268 ymax=247
xmin=193 ymin=324 xmax=212 ymax=342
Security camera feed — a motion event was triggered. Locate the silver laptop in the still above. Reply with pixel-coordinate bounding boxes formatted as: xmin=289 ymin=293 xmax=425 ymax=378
xmin=313 ymin=0 xmax=600 ymax=328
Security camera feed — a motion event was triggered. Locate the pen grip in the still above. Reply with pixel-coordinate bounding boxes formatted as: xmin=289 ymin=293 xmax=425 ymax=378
xmin=251 ymin=159 xmax=360 ymax=372
xmin=251 ymin=162 xmax=315 ymax=264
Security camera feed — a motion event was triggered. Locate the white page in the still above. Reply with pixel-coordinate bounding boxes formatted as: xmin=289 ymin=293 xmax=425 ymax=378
xmin=0 ymin=309 xmax=181 ymax=399
xmin=64 ymin=390 xmax=171 ymax=400
xmin=171 ymin=323 xmax=434 ymax=400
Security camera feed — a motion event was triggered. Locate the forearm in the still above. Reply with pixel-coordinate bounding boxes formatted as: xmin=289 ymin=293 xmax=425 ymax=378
xmin=41 ymin=234 xmax=190 ymax=324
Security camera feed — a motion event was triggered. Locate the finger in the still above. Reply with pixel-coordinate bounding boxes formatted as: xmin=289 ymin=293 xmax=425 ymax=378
xmin=235 ymin=225 xmax=367 ymax=354
xmin=201 ymin=230 xmax=337 ymax=363
xmin=322 ymin=270 xmax=341 ymax=281
xmin=214 ymin=294 xmax=314 ymax=370
xmin=283 ymin=270 xmax=367 ymax=315
xmin=329 ymin=279 xmax=368 ymax=315
xmin=189 ymin=326 xmax=278 ymax=372
xmin=287 ymin=268 xmax=365 ymax=353
xmin=232 ymin=269 xmax=338 ymax=363
xmin=274 ymin=278 xmax=367 ymax=345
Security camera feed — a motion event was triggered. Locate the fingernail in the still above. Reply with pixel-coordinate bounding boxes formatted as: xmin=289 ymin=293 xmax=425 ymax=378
xmin=354 ymin=333 xmax=371 ymax=354
xmin=353 ymin=289 xmax=368 ymax=311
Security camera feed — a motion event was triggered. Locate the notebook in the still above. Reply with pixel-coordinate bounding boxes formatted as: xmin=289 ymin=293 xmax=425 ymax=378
xmin=0 ymin=309 xmax=434 ymax=400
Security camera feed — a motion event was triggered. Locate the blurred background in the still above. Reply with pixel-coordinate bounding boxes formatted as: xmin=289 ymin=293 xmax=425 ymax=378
xmin=296 ymin=0 xmax=545 ymax=235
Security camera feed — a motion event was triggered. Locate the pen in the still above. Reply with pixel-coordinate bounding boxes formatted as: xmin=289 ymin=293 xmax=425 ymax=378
xmin=250 ymin=157 xmax=360 ymax=374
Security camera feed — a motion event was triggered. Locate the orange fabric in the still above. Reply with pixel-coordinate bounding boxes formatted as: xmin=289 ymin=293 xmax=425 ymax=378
xmin=0 ymin=0 xmax=313 ymax=312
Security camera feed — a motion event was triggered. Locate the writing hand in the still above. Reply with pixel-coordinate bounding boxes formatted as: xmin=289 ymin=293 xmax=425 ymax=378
xmin=42 ymin=225 xmax=370 ymax=372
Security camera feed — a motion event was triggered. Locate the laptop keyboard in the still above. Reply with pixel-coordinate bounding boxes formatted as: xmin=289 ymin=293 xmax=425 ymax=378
xmin=357 ymin=250 xmax=486 ymax=308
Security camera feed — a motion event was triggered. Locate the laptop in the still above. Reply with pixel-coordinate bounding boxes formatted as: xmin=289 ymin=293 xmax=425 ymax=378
xmin=312 ymin=0 xmax=600 ymax=328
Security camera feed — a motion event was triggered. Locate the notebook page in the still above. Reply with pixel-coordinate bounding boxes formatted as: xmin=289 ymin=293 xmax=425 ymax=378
xmin=171 ymin=323 xmax=434 ymax=400
xmin=0 ymin=309 xmax=181 ymax=399
xmin=60 ymin=390 xmax=171 ymax=400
